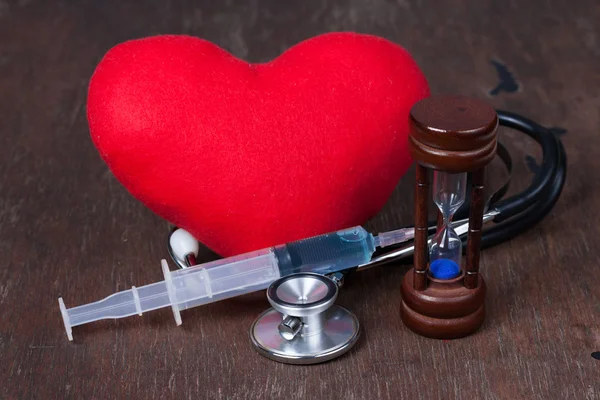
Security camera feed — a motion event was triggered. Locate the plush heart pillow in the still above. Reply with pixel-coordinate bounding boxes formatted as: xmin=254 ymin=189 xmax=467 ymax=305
xmin=87 ymin=32 xmax=429 ymax=256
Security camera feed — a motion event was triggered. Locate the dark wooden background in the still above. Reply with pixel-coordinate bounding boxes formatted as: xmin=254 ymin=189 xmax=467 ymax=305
xmin=1 ymin=1 xmax=598 ymax=399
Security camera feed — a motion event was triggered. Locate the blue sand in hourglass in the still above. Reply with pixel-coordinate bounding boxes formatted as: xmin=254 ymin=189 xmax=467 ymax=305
xmin=430 ymin=258 xmax=461 ymax=280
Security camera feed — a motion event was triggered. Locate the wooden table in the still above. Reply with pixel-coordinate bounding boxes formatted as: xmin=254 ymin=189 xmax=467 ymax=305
xmin=2 ymin=1 xmax=598 ymax=398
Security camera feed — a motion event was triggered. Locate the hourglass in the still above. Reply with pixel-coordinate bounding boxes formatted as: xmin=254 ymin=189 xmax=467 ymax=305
xmin=400 ymin=94 xmax=498 ymax=339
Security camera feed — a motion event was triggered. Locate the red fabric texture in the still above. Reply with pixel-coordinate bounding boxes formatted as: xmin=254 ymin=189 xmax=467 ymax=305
xmin=87 ymin=32 xmax=429 ymax=256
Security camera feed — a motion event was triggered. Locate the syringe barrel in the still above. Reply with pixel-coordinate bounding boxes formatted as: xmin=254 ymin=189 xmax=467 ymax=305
xmin=168 ymin=226 xmax=375 ymax=310
xmin=169 ymin=248 xmax=281 ymax=311
xmin=273 ymin=226 xmax=377 ymax=275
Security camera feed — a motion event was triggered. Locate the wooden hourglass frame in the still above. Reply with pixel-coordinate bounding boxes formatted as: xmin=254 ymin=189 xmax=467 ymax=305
xmin=400 ymin=94 xmax=498 ymax=339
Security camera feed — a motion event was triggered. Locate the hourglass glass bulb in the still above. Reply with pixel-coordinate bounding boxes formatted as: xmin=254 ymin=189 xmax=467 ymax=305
xmin=430 ymin=171 xmax=467 ymax=279
xmin=433 ymin=171 xmax=467 ymax=219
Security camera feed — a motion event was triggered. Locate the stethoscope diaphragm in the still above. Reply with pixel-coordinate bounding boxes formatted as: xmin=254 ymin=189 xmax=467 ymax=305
xmin=250 ymin=272 xmax=360 ymax=364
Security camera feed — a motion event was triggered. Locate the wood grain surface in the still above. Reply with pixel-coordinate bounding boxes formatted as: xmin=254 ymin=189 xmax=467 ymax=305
xmin=1 ymin=1 xmax=599 ymax=399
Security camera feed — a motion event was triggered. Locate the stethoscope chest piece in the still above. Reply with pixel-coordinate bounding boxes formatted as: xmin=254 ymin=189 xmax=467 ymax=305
xmin=250 ymin=272 xmax=360 ymax=364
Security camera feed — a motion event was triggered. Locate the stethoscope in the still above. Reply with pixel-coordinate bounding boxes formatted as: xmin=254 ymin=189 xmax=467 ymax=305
xmin=167 ymin=110 xmax=567 ymax=364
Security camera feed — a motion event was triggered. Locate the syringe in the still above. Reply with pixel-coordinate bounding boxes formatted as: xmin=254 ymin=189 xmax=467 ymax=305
xmin=58 ymin=226 xmax=413 ymax=341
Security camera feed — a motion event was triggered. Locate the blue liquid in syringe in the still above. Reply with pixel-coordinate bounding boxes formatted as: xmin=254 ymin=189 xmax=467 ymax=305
xmin=272 ymin=226 xmax=377 ymax=276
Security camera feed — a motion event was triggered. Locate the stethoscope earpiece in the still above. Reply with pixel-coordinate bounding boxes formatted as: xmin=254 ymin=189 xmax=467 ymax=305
xmin=168 ymin=228 xmax=200 ymax=269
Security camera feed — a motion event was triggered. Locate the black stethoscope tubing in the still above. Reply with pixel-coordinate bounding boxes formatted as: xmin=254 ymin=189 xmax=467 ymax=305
xmin=477 ymin=110 xmax=566 ymax=250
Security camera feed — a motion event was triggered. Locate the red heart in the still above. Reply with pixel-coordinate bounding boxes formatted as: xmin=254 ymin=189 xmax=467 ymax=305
xmin=87 ymin=33 xmax=429 ymax=256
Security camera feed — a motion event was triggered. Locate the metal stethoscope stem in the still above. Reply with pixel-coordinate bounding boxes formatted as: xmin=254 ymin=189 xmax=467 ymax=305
xmin=359 ymin=210 xmax=500 ymax=271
